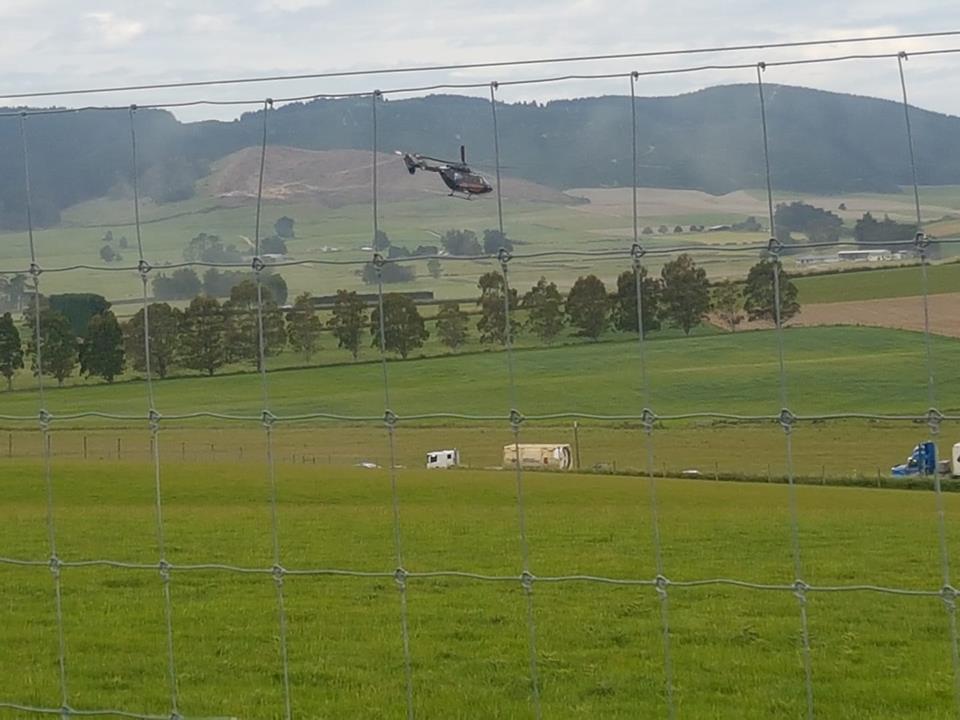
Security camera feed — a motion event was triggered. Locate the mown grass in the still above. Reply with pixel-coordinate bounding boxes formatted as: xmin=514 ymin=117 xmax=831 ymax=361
xmin=2 ymin=462 xmax=959 ymax=718
xmin=1 ymin=326 xmax=958 ymax=421
xmin=794 ymin=261 xmax=960 ymax=304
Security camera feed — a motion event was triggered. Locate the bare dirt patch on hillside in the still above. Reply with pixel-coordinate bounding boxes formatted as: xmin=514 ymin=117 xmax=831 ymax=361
xmin=202 ymin=146 xmax=584 ymax=207
xmin=736 ymin=292 xmax=960 ymax=338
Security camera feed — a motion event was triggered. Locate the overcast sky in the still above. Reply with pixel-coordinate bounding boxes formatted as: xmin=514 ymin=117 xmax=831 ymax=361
xmin=1 ymin=0 xmax=959 ymax=121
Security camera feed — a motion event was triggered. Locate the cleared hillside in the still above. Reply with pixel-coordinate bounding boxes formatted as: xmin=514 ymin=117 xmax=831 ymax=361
xmin=201 ymin=146 xmax=585 ymax=207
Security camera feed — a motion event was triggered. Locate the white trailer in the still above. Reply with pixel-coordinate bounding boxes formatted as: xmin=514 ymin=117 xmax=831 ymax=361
xmin=426 ymin=449 xmax=459 ymax=469
xmin=503 ymin=443 xmax=573 ymax=471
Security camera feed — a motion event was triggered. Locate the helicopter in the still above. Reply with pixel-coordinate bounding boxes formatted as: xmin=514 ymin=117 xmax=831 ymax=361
xmin=396 ymin=145 xmax=493 ymax=198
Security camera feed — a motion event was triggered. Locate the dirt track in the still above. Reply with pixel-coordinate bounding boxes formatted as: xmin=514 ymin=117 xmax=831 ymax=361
xmin=737 ymin=292 xmax=960 ymax=337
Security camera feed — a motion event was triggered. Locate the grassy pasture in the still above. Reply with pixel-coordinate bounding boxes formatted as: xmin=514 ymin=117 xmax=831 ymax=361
xmin=1 ymin=326 xmax=959 ymax=421
xmin=793 ymin=262 xmax=960 ymax=304
xmin=2 ymin=463 xmax=960 ymax=718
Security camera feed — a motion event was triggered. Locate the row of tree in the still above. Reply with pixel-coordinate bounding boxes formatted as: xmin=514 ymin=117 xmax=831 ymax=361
xmin=0 ymin=257 xmax=798 ymax=389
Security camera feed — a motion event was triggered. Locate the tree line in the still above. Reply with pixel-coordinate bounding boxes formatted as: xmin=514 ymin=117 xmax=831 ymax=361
xmin=0 ymin=257 xmax=798 ymax=390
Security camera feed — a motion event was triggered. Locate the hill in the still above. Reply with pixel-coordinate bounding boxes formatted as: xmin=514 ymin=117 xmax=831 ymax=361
xmin=202 ymin=146 xmax=583 ymax=206
xmin=5 ymin=83 xmax=960 ymax=228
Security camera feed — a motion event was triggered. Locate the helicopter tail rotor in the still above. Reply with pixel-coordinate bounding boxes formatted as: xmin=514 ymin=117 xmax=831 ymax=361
xmin=399 ymin=152 xmax=418 ymax=175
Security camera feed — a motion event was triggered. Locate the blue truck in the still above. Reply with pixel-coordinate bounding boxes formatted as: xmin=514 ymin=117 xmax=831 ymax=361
xmin=891 ymin=441 xmax=960 ymax=477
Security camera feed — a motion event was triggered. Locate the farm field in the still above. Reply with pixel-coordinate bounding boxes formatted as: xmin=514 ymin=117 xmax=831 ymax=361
xmin=1 ymin=326 xmax=959 ymax=421
xmin=3 ymin=182 xmax=960 ymax=305
xmin=792 ymin=261 xmax=960 ymax=305
xmin=789 ymin=292 xmax=960 ymax=338
xmin=2 ymin=463 xmax=959 ymax=718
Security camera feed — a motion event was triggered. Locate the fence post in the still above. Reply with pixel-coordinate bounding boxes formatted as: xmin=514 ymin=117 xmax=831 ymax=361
xmin=116 ymin=437 xmax=121 ymax=460
xmin=572 ymin=421 xmax=581 ymax=471
xmin=877 ymin=468 xmax=882 ymax=488
xmin=181 ymin=441 xmax=186 ymax=461
xmin=714 ymin=461 xmax=719 ymax=481
xmin=239 ymin=446 xmax=244 ymax=461
xmin=82 ymin=435 xmax=88 ymax=460
xmin=209 ymin=443 xmax=215 ymax=461
xmin=766 ymin=464 xmax=771 ymax=483
xmin=7 ymin=432 xmax=11 ymax=458
xmin=821 ymin=465 xmax=826 ymax=485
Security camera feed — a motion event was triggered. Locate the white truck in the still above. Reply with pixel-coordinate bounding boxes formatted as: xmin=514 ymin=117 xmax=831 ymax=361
xmin=426 ymin=449 xmax=459 ymax=469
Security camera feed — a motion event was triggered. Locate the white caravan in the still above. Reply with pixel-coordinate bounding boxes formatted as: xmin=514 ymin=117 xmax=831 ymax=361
xmin=426 ymin=449 xmax=460 ymax=469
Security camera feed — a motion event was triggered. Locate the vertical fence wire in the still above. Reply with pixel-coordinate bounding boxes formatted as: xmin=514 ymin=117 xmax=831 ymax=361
xmin=251 ymin=98 xmax=293 ymax=720
xmin=756 ymin=63 xmax=816 ymax=719
xmin=630 ymin=71 xmax=675 ymax=720
xmin=490 ymin=81 xmax=542 ymax=719
xmin=371 ymin=89 xmax=417 ymax=720
xmin=19 ymin=111 xmax=70 ymax=714
xmin=896 ymin=53 xmax=960 ymax=716
xmin=128 ymin=105 xmax=180 ymax=717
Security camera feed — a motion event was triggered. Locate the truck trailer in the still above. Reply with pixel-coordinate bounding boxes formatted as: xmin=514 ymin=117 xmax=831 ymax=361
xmin=503 ymin=443 xmax=572 ymax=471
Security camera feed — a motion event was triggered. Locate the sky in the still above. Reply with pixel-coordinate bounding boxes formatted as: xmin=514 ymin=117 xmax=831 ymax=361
xmin=1 ymin=0 xmax=960 ymax=122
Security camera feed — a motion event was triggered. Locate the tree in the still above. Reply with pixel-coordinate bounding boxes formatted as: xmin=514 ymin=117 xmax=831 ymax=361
xmin=261 ymin=236 xmax=288 ymax=255
xmin=853 ymin=212 xmax=917 ymax=245
xmin=774 ymin=201 xmax=842 ymax=244
xmin=48 ymin=294 xmax=111 ymax=338
xmin=642 ymin=226 xmax=653 ymax=235
xmin=262 ymin=273 xmax=288 ymax=305
xmin=361 ymin=261 xmax=415 ymax=284
xmin=287 ymin=292 xmax=323 ymax=361
xmin=441 ymin=229 xmax=482 ymax=256
xmin=79 ymin=311 xmax=124 ymax=383
xmin=657 ymin=225 xmax=669 ymax=234
xmin=183 ymin=232 xmax=243 ymax=264
xmin=0 ymin=312 xmax=23 ymax=390
xmin=660 ymin=254 xmax=711 ymax=335
xmin=612 ymin=267 xmax=662 ymax=336
xmin=522 ymin=278 xmax=565 ymax=343
xmin=427 ymin=258 xmax=442 ymax=279
xmin=565 ymin=275 xmax=609 ymax=340
xmin=373 ymin=229 xmax=391 ymax=251
xmin=99 ymin=244 xmax=119 ymax=263
xmin=476 ymin=271 xmax=519 ymax=345
xmin=328 ymin=290 xmax=367 ymax=360
xmin=27 ymin=310 xmax=77 ymax=387
xmin=674 ymin=225 xmax=684 ymax=234
xmin=742 ymin=259 xmax=800 ymax=324
xmin=713 ymin=281 xmax=744 ymax=333
xmin=3 ymin=274 xmax=29 ymax=311
xmin=118 ymin=236 xmax=129 ymax=249
xmin=370 ymin=294 xmax=429 ymax=359
xmin=153 ymin=268 xmax=202 ymax=300
xmin=483 ymin=229 xmax=514 ymax=255
xmin=180 ymin=296 xmax=227 ymax=376
xmin=223 ymin=280 xmax=285 ymax=370
xmin=123 ymin=303 xmax=182 ymax=379
xmin=201 ymin=268 xmax=247 ymax=298
xmin=274 ymin=216 xmax=295 ymax=239
xmin=435 ymin=301 xmax=469 ymax=349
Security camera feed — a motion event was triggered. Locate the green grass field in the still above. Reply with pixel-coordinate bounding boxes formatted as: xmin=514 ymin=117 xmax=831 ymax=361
xmin=2 ymin=463 xmax=959 ymax=718
xmin=2 ymin=326 xmax=958 ymax=421
xmin=794 ymin=262 xmax=960 ymax=304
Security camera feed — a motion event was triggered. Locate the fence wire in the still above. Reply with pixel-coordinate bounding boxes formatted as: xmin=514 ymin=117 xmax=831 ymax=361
xmin=1 ymin=45 xmax=959 ymax=720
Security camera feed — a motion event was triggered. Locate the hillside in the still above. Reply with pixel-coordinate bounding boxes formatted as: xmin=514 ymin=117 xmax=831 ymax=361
xmin=4 ymin=83 xmax=960 ymax=228
xmin=202 ymin=146 xmax=583 ymax=206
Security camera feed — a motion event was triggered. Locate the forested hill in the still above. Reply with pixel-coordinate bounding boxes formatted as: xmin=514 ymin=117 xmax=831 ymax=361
xmin=2 ymin=83 xmax=960 ymax=229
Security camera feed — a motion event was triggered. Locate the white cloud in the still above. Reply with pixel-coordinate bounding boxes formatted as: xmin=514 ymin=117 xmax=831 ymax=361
xmin=258 ymin=0 xmax=332 ymax=11
xmin=84 ymin=11 xmax=145 ymax=47
xmin=0 ymin=0 xmax=957 ymax=120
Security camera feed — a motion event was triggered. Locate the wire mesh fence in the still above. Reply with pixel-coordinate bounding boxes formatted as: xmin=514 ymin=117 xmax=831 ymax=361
xmin=1 ymin=39 xmax=960 ymax=719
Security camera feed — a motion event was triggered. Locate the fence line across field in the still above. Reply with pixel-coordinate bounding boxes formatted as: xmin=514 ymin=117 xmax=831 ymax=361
xmin=2 ymin=46 xmax=959 ymax=720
